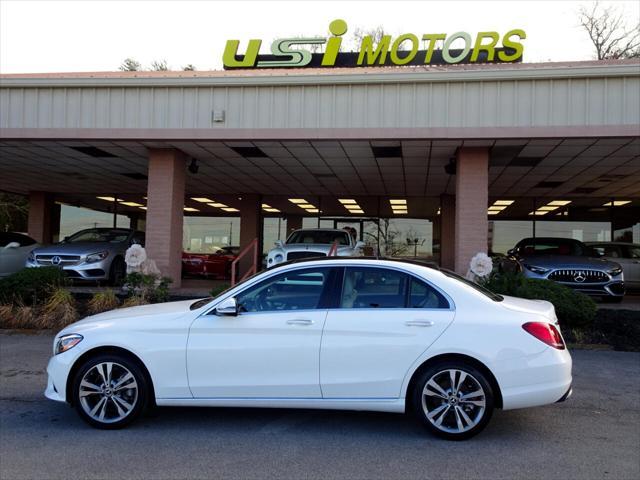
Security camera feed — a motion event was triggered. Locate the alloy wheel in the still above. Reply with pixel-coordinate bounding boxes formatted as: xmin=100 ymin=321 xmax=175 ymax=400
xmin=421 ymin=368 xmax=486 ymax=434
xmin=78 ymin=362 xmax=139 ymax=424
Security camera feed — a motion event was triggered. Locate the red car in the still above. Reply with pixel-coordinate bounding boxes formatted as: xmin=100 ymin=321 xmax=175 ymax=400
xmin=182 ymin=247 xmax=239 ymax=279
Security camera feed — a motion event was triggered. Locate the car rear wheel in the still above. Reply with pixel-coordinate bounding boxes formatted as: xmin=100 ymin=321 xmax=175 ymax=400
xmin=411 ymin=361 xmax=494 ymax=440
xmin=72 ymin=354 xmax=148 ymax=429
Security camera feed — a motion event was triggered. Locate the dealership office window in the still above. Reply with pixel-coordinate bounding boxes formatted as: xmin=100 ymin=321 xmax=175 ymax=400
xmin=263 ymin=217 xmax=288 ymax=254
xmin=183 ymin=217 xmax=239 ymax=253
xmin=59 ymin=205 xmax=129 ymax=241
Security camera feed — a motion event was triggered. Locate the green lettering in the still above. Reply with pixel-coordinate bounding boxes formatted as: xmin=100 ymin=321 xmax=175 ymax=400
xmin=498 ymin=29 xmax=526 ymax=62
xmin=390 ymin=34 xmax=419 ymax=65
xmin=470 ymin=31 xmax=500 ymax=62
xmin=222 ymin=39 xmax=262 ymax=68
xmin=357 ymin=35 xmax=391 ymax=65
xmin=422 ymin=33 xmax=446 ymax=63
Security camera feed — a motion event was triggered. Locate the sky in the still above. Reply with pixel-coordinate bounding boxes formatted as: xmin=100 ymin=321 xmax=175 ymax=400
xmin=1 ymin=0 xmax=639 ymax=73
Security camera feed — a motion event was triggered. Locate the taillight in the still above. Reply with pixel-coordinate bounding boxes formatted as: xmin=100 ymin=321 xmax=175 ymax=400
xmin=522 ymin=322 xmax=565 ymax=350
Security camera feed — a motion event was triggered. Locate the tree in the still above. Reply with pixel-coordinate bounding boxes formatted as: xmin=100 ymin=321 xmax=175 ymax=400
xmin=150 ymin=59 xmax=168 ymax=71
xmin=119 ymin=58 xmax=141 ymax=71
xmin=0 ymin=193 xmax=28 ymax=232
xmin=364 ymin=219 xmax=410 ymax=256
xmin=579 ymin=1 xmax=640 ymax=59
xmin=182 ymin=64 xmax=197 ymax=71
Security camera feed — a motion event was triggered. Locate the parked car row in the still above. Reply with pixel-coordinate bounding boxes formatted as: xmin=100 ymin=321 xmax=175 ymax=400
xmin=3 ymin=227 xmax=639 ymax=297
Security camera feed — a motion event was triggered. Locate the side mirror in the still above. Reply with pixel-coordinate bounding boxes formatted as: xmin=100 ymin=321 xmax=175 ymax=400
xmin=215 ymin=297 xmax=238 ymax=316
xmin=355 ymin=241 xmax=365 ymax=249
xmin=4 ymin=242 xmax=20 ymax=249
xmin=275 ymin=240 xmax=284 ymax=248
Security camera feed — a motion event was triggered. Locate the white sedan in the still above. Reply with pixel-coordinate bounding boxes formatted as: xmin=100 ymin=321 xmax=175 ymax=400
xmin=45 ymin=258 xmax=572 ymax=440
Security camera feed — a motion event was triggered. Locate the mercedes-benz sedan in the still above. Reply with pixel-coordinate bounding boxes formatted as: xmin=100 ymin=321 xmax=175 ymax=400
xmin=45 ymin=258 xmax=572 ymax=440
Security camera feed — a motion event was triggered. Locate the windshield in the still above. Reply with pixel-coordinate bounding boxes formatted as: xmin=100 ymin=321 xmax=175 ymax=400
xmin=287 ymin=230 xmax=350 ymax=245
xmin=442 ymin=269 xmax=503 ymax=302
xmin=65 ymin=228 xmax=131 ymax=243
xmin=516 ymin=238 xmax=591 ymax=256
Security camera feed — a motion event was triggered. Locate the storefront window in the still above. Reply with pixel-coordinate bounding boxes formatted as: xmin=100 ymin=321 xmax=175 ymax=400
xmin=59 ymin=205 xmax=129 ymax=240
xmin=491 ymin=221 xmax=534 ymax=255
xmin=263 ymin=217 xmax=287 ymax=254
xmin=363 ymin=218 xmax=433 ymax=258
xmin=534 ymin=221 xmax=611 ymax=242
xmin=183 ymin=217 xmax=239 ymax=253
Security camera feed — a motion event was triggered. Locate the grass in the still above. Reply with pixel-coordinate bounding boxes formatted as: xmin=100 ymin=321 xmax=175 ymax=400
xmin=39 ymin=288 xmax=78 ymax=329
xmin=87 ymin=289 xmax=120 ymax=314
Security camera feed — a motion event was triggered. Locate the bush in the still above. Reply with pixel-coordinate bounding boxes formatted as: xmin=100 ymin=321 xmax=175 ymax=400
xmin=591 ymin=309 xmax=640 ymax=352
xmin=482 ymin=271 xmax=597 ymax=330
xmin=40 ymin=287 xmax=78 ymax=329
xmin=210 ymin=283 xmax=231 ymax=298
xmin=0 ymin=267 xmax=67 ymax=305
xmin=87 ymin=289 xmax=120 ymax=315
xmin=123 ymin=272 xmax=172 ymax=304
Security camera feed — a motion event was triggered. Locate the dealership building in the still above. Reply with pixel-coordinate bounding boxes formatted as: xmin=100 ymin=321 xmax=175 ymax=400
xmin=1 ymin=59 xmax=639 ymax=287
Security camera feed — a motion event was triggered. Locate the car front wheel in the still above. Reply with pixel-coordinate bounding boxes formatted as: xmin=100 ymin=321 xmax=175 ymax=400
xmin=411 ymin=361 xmax=494 ymax=440
xmin=72 ymin=354 xmax=148 ymax=429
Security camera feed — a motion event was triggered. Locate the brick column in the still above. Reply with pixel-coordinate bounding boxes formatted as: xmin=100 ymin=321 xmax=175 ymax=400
xmin=28 ymin=191 xmax=55 ymax=244
xmin=454 ymin=148 xmax=489 ymax=274
xmin=146 ymin=149 xmax=185 ymax=287
xmin=440 ymin=194 xmax=455 ymax=270
xmin=238 ymin=194 xmax=262 ymax=276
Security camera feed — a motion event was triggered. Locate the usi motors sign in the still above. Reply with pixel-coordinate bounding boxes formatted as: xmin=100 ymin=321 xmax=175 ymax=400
xmin=222 ymin=19 xmax=525 ymax=69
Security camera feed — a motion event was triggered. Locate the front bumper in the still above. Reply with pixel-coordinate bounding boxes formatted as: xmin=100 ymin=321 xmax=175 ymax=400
xmin=27 ymin=259 xmax=111 ymax=280
xmin=521 ymin=268 xmax=625 ymax=298
xmin=44 ymin=348 xmax=80 ymax=403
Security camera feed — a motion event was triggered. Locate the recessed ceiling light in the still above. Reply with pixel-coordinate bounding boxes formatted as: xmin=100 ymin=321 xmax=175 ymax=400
xmin=528 ymin=211 xmax=549 ymax=216
xmin=493 ymin=200 xmax=514 ymax=206
xmin=97 ymin=196 xmax=122 ymax=202
xmin=183 ymin=207 xmax=199 ymax=212
xmin=305 ymin=208 xmax=319 ymax=213
xmin=603 ymin=200 xmax=631 ymax=206
xmin=298 ymin=203 xmax=315 ymax=209
xmin=488 ymin=206 xmax=506 ymax=211
xmin=339 ymin=199 xmax=357 ymax=205
xmin=487 ymin=210 xmax=501 ymax=215
xmin=548 ymin=200 xmax=572 ymax=206
xmin=289 ymin=198 xmax=307 ymax=204
xmin=139 ymin=206 xmax=147 ymax=210
xmin=389 ymin=199 xmax=407 ymax=205
xmin=394 ymin=211 xmax=408 ymax=215
xmin=221 ymin=207 xmax=239 ymax=212
xmin=537 ymin=206 xmax=559 ymax=211
xmin=349 ymin=209 xmax=364 ymax=214
xmin=264 ymin=208 xmax=280 ymax=213
xmin=119 ymin=201 xmax=143 ymax=207
xmin=191 ymin=197 xmax=215 ymax=203
xmin=208 ymin=203 xmax=228 ymax=208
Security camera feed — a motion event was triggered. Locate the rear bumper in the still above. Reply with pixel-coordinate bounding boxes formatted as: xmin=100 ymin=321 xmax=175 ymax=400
xmin=495 ymin=345 xmax=573 ymax=411
xmin=556 ymin=385 xmax=572 ymax=403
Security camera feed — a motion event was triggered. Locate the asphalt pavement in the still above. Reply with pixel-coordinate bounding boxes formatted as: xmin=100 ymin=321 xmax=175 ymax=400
xmin=1 ymin=331 xmax=639 ymax=480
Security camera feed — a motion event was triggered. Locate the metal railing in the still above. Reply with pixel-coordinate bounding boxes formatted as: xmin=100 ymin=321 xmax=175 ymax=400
xmin=231 ymin=238 xmax=259 ymax=286
xmin=327 ymin=240 xmax=339 ymax=257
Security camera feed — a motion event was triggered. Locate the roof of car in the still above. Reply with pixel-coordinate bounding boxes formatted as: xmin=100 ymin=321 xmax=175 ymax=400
xmin=271 ymin=255 xmax=441 ymax=271
xmin=585 ymin=241 xmax=640 ymax=246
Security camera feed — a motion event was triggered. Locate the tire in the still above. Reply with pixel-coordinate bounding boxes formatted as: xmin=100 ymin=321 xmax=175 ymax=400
xmin=410 ymin=360 xmax=494 ymax=441
xmin=109 ymin=257 xmax=126 ymax=286
xmin=71 ymin=353 xmax=149 ymax=429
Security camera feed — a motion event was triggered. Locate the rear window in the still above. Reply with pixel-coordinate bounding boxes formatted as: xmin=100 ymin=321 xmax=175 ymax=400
xmin=442 ymin=270 xmax=503 ymax=302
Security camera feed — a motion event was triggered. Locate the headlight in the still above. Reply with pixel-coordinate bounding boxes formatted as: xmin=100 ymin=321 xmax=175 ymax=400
xmin=54 ymin=334 xmax=83 ymax=355
xmin=274 ymin=254 xmax=283 ymax=263
xmin=524 ymin=264 xmax=549 ymax=274
xmin=608 ymin=266 xmax=623 ymax=276
xmin=85 ymin=251 xmax=109 ymax=264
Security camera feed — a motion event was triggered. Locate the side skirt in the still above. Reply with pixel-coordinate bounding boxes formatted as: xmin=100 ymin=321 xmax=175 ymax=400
xmin=156 ymin=397 xmax=406 ymax=413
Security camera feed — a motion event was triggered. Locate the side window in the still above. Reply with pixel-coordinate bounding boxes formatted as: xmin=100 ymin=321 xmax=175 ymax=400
xmin=409 ymin=278 xmax=450 ymax=309
xmin=627 ymin=246 xmax=640 ymax=259
xmin=603 ymin=246 xmax=621 ymax=258
xmin=341 ymin=267 xmax=408 ymax=308
xmin=236 ymin=267 xmax=332 ymax=313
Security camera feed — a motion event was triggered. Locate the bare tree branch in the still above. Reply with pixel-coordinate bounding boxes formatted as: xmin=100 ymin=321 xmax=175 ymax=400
xmin=579 ymin=1 xmax=640 ymax=59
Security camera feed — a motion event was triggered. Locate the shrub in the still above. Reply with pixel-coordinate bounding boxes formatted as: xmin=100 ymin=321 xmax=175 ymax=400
xmin=0 ymin=267 xmax=67 ymax=305
xmin=87 ymin=290 xmax=120 ymax=315
xmin=0 ymin=304 xmax=16 ymax=328
xmin=123 ymin=273 xmax=172 ymax=304
xmin=482 ymin=272 xmax=597 ymax=330
xmin=121 ymin=295 xmax=149 ymax=308
xmin=591 ymin=309 xmax=640 ymax=352
xmin=40 ymin=287 xmax=78 ymax=329
xmin=210 ymin=283 xmax=231 ymax=298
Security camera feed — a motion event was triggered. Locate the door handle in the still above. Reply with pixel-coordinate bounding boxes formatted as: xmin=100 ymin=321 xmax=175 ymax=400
xmin=286 ymin=319 xmax=314 ymax=326
xmin=405 ymin=320 xmax=434 ymax=327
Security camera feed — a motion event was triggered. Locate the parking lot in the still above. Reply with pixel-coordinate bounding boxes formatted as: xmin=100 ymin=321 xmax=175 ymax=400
xmin=1 ymin=332 xmax=639 ymax=480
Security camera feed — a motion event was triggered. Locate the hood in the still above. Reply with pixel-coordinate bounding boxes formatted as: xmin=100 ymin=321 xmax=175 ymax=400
xmin=61 ymin=299 xmax=199 ymax=333
xmin=32 ymin=242 xmax=126 ymax=256
xmin=274 ymin=243 xmax=352 ymax=253
xmin=518 ymin=254 xmax=620 ymax=270
xmin=499 ymin=295 xmax=557 ymax=321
